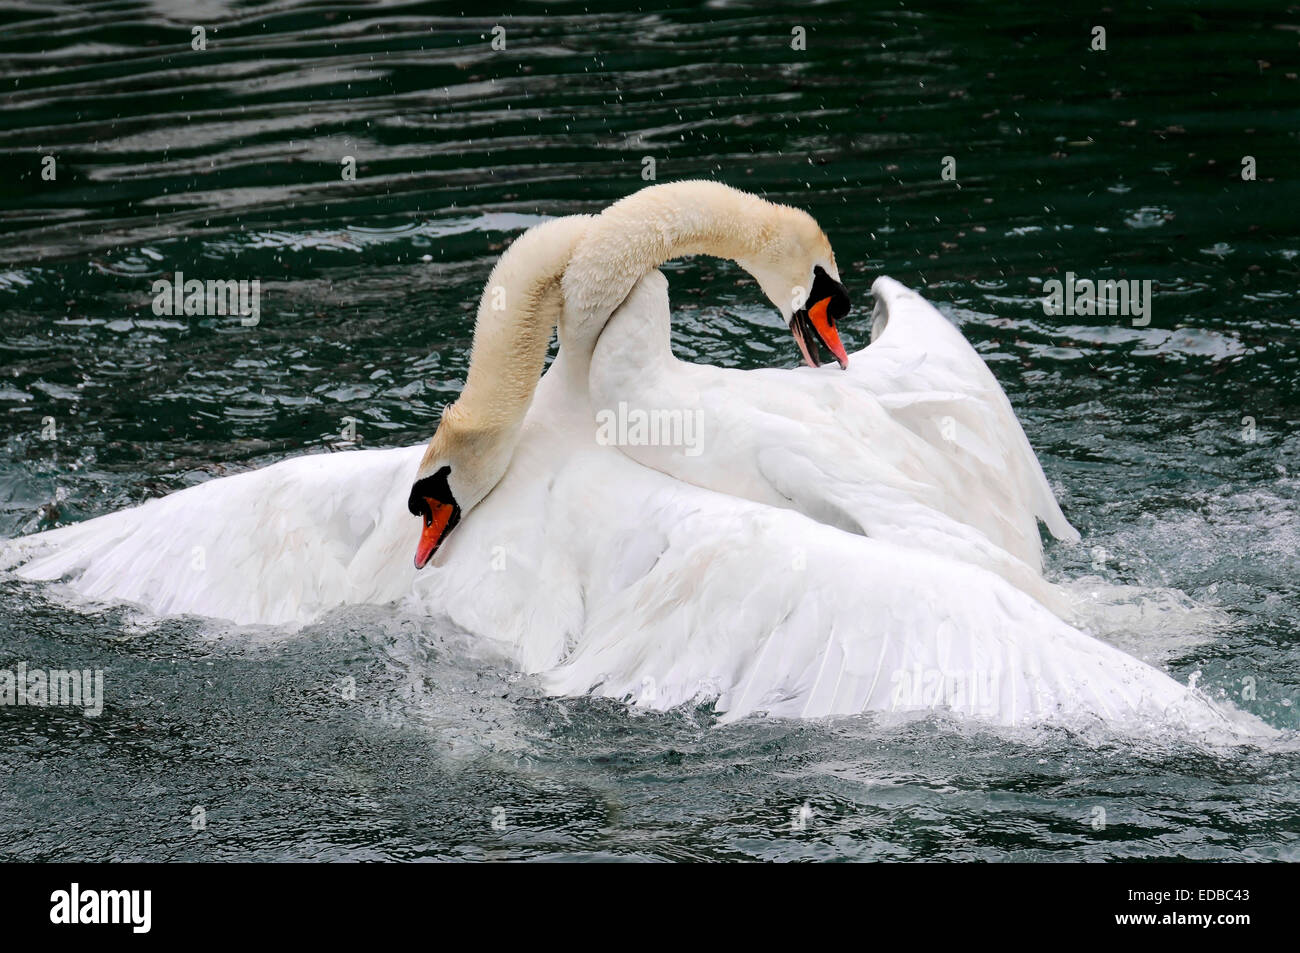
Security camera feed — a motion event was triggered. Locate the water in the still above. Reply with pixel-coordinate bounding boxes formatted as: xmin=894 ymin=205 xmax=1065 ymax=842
xmin=1 ymin=0 xmax=1298 ymax=861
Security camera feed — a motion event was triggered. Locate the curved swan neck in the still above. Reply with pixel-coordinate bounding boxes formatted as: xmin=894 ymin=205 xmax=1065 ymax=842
xmin=417 ymin=215 xmax=591 ymax=485
xmin=559 ymin=181 xmax=796 ymax=360
xmin=452 ymin=215 xmax=592 ymax=433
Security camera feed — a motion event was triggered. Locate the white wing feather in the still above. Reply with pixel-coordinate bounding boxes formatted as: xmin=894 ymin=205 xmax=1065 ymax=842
xmin=6 ymin=447 xmax=421 ymax=625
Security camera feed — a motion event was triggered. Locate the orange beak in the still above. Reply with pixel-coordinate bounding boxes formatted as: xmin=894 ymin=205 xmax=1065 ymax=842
xmin=414 ymin=498 xmax=458 ymax=569
xmin=807 ymin=297 xmax=849 ymax=369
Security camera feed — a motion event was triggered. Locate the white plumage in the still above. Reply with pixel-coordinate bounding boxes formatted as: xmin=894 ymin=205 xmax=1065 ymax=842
xmin=0 ymin=182 xmax=1271 ymax=740
xmin=592 ymin=273 xmax=1076 ymax=610
xmin=4 ymin=281 xmax=1269 ymax=740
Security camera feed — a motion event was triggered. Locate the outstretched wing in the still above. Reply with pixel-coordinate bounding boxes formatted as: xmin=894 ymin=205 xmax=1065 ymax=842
xmin=5 ymin=446 xmax=423 ymax=626
xmin=848 ymin=276 xmax=1079 ymax=553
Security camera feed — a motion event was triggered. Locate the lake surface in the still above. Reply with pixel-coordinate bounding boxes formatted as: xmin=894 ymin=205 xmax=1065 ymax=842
xmin=1 ymin=0 xmax=1297 ymax=860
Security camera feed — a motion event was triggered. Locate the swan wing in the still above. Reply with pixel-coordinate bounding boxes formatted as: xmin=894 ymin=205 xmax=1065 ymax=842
xmin=542 ymin=457 xmax=1263 ymax=739
xmin=845 ymin=276 xmax=1080 ymax=554
xmin=5 ymin=446 xmax=422 ymax=626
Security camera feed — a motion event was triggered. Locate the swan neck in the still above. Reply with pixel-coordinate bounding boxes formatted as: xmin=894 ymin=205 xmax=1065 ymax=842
xmin=452 ymin=216 xmax=592 ymax=437
xmin=560 ymin=181 xmax=785 ymax=361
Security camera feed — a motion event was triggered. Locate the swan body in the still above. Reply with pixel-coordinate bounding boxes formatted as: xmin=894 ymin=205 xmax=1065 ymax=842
xmin=564 ymin=181 xmax=1075 ymax=608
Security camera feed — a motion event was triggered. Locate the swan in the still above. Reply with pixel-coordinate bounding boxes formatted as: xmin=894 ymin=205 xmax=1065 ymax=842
xmin=542 ymin=182 xmax=1078 ymax=607
xmin=3 ymin=201 xmax=1269 ymax=739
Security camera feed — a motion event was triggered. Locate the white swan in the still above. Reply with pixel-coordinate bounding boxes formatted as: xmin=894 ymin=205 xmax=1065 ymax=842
xmin=408 ymin=182 xmax=855 ymax=571
xmin=1 ymin=197 xmax=1269 ymax=739
xmin=552 ymin=183 xmax=1076 ymax=606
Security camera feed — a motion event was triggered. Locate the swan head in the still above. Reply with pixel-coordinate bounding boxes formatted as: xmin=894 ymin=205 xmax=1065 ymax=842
xmin=737 ymin=211 xmax=852 ymax=369
xmin=407 ymin=405 xmax=513 ymax=569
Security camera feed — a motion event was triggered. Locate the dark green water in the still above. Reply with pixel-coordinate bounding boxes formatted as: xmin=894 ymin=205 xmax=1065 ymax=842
xmin=1 ymin=1 xmax=1298 ymax=860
